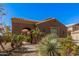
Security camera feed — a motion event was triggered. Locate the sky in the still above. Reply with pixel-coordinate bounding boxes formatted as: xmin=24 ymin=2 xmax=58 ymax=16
xmin=0 ymin=3 xmax=79 ymax=27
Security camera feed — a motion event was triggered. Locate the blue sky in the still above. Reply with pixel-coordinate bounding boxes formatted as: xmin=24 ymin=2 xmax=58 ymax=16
xmin=1 ymin=3 xmax=79 ymax=27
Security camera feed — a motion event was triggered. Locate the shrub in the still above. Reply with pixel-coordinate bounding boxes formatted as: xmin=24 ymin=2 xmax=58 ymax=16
xmin=58 ymin=36 xmax=78 ymax=56
xmin=38 ymin=34 xmax=78 ymax=56
xmin=11 ymin=34 xmax=31 ymax=48
xmin=38 ymin=34 xmax=60 ymax=56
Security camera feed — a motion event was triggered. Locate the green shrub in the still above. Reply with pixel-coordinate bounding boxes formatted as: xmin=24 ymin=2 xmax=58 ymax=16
xmin=38 ymin=34 xmax=78 ymax=56
xmin=38 ymin=34 xmax=60 ymax=56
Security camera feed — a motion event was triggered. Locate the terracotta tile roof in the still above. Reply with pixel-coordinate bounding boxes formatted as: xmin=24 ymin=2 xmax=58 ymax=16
xmin=12 ymin=17 xmax=39 ymax=24
xmin=36 ymin=18 xmax=56 ymax=24
xmin=12 ymin=17 xmax=66 ymax=27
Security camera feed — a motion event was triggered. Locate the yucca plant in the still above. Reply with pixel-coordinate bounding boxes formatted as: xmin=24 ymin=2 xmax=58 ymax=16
xmin=38 ymin=33 xmax=78 ymax=56
xmin=38 ymin=33 xmax=61 ymax=56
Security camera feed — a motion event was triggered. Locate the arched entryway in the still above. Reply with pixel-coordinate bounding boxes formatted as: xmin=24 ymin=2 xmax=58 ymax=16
xmin=21 ymin=28 xmax=31 ymax=35
xmin=21 ymin=28 xmax=33 ymax=43
xmin=21 ymin=28 xmax=39 ymax=44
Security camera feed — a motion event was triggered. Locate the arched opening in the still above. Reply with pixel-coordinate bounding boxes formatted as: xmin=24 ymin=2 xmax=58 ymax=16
xmin=22 ymin=28 xmax=31 ymax=31
xmin=21 ymin=28 xmax=32 ymax=43
xmin=21 ymin=28 xmax=31 ymax=35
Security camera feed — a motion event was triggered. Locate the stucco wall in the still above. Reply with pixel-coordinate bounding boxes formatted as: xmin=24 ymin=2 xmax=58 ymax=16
xmin=71 ymin=31 xmax=79 ymax=45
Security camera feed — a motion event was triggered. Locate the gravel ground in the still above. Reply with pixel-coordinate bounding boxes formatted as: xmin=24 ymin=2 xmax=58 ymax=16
xmin=0 ymin=42 xmax=39 ymax=56
xmin=0 ymin=42 xmax=12 ymax=51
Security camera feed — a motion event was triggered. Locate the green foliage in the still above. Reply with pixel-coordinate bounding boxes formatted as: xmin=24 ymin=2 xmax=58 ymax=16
xmin=58 ymin=36 xmax=78 ymax=56
xmin=31 ymin=26 xmax=40 ymax=36
xmin=26 ymin=35 xmax=31 ymax=42
xmin=31 ymin=25 xmax=43 ymax=44
xmin=16 ymin=34 xmax=26 ymax=42
xmin=38 ymin=34 xmax=78 ymax=56
xmin=3 ymin=33 xmax=12 ymax=43
xmin=3 ymin=26 xmax=12 ymax=43
xmin=11 ymin=34 xmax=30 ymax=43
xmin=11 ymin=34 xmax=30 ymax=48
xmin=31 ymin=24 xmax=42 ymax=36
xmin=38 ymin=34 xmax=60 ymax=56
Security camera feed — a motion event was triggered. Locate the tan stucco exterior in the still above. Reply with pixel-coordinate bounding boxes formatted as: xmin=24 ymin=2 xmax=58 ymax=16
xmin=71 ymin=30 xmax=79 ymax=45
xmin=67 ymin=23 xmax=79 ymax=45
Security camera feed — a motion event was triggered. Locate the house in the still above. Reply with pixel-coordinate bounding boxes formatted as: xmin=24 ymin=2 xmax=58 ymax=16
xmin=12 ymin=17 xmax=67 ymax=44
xmin=12 ymin=17 xmax=67 ymax=38
xmin=67 ymin=23 xmax=79 ymax=45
